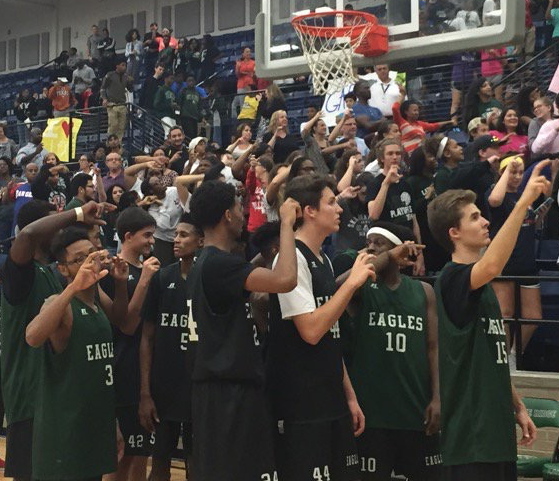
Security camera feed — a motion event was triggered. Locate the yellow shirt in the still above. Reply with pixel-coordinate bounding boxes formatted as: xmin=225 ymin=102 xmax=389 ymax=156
xmin=237 ymin=95 xmax=259 ymax=120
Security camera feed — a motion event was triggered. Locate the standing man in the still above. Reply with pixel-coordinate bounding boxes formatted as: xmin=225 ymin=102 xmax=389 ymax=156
xmin=109 ymin=207 xmax=161 ymax=480
xmin=187 ymin=180 xmax=300 ymax=481
xmin=72 ymin=60 xmax=96 ymax=108
xmin=101 ymin=57 xmax=133 ymax=141
xmin=178 ymin=75 xmax=202 ymax=140
xmin=143 ymin=23 xmax=163 ymax=77
xmin=26 ymin=228 xmax=131 ymax=480
xmin=267 ymin=174 xmax=375 ymax=481
xmin=139 ymin=214 xmax=203 ymax=480
xmin=352 ymin=80 xmax=383 ymax=139
xmin=0 ymin=200 xmax=106 ymax=480
xmin=87 ymin=25 xmax=104 ymax=68
xmin=153 ymin=71 xmax=178 ymax=137
xmin=346 ymin=222 xmax=441 ymax=480
xmin=48 ymin=77 xmax=78 ymax=118
xmin=139 ymin=62 xmax=165 ymax=112
xmin=369 ymin=65 xmax=401 ymax=118
xmin=427 ymin=169 xmax=544 ymax=479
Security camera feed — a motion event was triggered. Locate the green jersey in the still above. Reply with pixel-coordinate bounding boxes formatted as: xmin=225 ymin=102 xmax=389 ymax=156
xmin=33 ymin=298 xmax=116 ymax=479
xmin=436 ymin=262 xmax=516 ymax=466
xmin=0 ymin=259 xmax=62 ymax=425
xmin=349 ymin=275 xmax=431 ymax=430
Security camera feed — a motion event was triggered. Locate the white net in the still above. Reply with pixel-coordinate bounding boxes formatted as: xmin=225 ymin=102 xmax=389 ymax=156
xmin=292 ymin=11 xmax=374 ymax=95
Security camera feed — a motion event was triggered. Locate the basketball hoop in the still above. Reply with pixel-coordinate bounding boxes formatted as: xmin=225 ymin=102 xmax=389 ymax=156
xmin=291 ymin=10 xmax=388 ymax=95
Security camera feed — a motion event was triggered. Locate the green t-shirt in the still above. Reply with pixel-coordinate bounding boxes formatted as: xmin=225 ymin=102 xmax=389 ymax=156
xmin=65 ymin=196 xmax=84 ymax=211
xmin=549 ymin=8 xmax=559 ymax=37
xmin=0 ymin=260 xmax=62 ymax=425
xmin=33 ymin=297 xmax=116 ymax=479
xmin=478 ymin=98 xmax=503 ymax=118
xmin=436 ymin=262 xmax=516 ymax=465
xmin=434 ymin=165 xmax=454 ymax=196
xmin=349 ymin=275 xmax=431 ymax=430
xmin=178 ymin=87 xmax=201 ymax=120
xmin=153 ymin=85 xmax=176 ymax=119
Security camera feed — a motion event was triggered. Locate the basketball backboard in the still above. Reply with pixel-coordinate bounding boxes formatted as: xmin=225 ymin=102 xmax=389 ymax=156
xmin=255 ymin=0 xmax=524 ymax=79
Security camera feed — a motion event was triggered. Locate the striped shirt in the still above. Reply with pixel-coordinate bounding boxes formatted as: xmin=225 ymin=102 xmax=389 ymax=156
xmin=392 ymin=102 xmax=440 ymax=153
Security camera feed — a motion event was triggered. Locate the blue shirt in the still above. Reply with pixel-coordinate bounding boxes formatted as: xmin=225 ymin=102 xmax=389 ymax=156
xmin=352 ymin=103 xmax=383 ymax=138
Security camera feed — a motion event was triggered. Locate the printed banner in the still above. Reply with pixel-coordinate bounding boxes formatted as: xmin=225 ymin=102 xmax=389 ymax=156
xmin=42 ymin=117 xmax=83 ymax=163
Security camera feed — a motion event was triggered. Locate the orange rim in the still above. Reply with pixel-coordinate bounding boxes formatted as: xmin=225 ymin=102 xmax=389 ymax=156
xmin=291 ymin=10 xmax=378 ymax=39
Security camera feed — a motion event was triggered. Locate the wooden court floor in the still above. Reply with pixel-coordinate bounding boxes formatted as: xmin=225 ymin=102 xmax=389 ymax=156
xmin=0 ymin=436 xmax=188 ymax=480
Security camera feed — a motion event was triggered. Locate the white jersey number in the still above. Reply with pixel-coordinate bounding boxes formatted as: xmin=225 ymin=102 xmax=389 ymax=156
xmin=386 ymin=332 xmax=406 ymax=353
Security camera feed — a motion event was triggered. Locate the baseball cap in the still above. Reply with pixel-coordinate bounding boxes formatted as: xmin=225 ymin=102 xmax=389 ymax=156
xmin=471 ymin=135 xmax=502 ymax=153
xmin=189 ymin=137 xmax=207 ymax=151
xmin=467 ymin=117 xmax=484 ymax=133
xmin=57 ymin=77 xmax=69 ymax=83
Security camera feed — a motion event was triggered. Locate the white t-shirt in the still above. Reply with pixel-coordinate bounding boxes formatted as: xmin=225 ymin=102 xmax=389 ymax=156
xmin=274 ymin=248 xmax=333 ymax=319
xmin=456 ymin=10 xmax=481 ymax=29
xmin=364 ymin=159 xmax=382 ymax=177
xmin=148 ymin=186 xmax=189 ymax=242
xmin=482 ymin=0 xmax=498 ymax=25
xmin=369 ymin=79 xmax=401 ymax=117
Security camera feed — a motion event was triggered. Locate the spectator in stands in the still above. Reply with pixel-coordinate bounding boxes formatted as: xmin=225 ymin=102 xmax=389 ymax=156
xmin=140 ymin=171 xmax=191 ymax=266
xmin=183 ymin=136 xmax=208 ymax=174
xmin=463 ymin=78 xmax=503 ymax=131
xmin=245 ymin=155 xmax=272 ymax=234
xmin=481 ymin=46 xmax=507 ymax=102
xmin=333 ymin=113 xmax=370 ymax=158
xmin=334 ymin=149 xmax=363 ymax=192
xmin=173 ymin=37 xmax=189 ymax=75
xmin=546 ymin=0 xmax=559 ymax=40
xmin=102 ymin=152 xmax=125 ymax=191
xmin=31 ymin=162 xmax=70 ymax=211
xmin=301 ymin=110 xmax=338 ymax=173
xmin=158 ymin=33 xmax=176 ymax=71
xmin=517 ymin=84 xmax=541 ymax=128
xmin=364 ymin=120 xmax=402 ymax=177
xmin=0 ymin=157 xmax=13 ymax=189
xmin=393 ymin=84 xmax=455 ymax=154
xmin=35 ymin=86 xmax=53 ymax=121
xmin=366 ymin=138 xmax=424 ymax=274
xmin=72 ymin=60 xmax=96 ymax=108
xmin=157 ymin=28 xmax=178 ymax=52
xmin=450 ymin=51 xmax=477 ymax=117
xmin=16 ymin=127 xmax=49 ymax=167
xmin=199 ymin=34 xmax=222 ymax=82
xmin=66 ymin=47 xmax=80 ymax=69
xmin=48 ymin=77 xmax=77 ymax=118
xmin=369 ymin=64 xmax=401 ymax=118
xmin=231 ymin=47 xmax=256 ymax=122
xmin=154 ymin=71 xmax=178 ymax=137
xmin=86 ymin=25 xmax=104 ymax=67
xmin=237 ymin=89 xmax=261 ymax=127
xmin=334 ymin=172 xmax=373 ymax=252
xmin=489 ymin=108 xmax=529 ymax=156
xmin=463 ymin=117 xmax=490 ymax=161
xmin=65 ymin=174 xmax=96 ymax=210
xmin=162 ymin=126 xmax=188 ymax=175
xmin=262 ymin=110 xmax=299 ymax=164
xmin=529 ymin=96 xmax=555 ymax=152
xmin=485 ymin=155 xmax=547 ymax=368
xmin=74 ymin=153 xmax=95 ymax=179
xmin=257 ymin=84 xmax=287 ymax=136
xmin=482 ymin=0 xmax=500 ymax=25
xmin=125 ymin=29 xmax=143 ymax=84
xmin=140 ymin=62 xmax=165 ymax=112
xmin=98 ymin=28 xmax=117 ymax=77
xmin=207 ymin=80 xmax=230 ymax=146
xmin=101 ymin=57 xmax=133 ymax=141
xmin=186 ymin=38 xmax=202 ymax=81
xmin=352 ymin=80 xmax=383 ymax=138
xmin=344 ymin=92 xmax=356 ymax=110
xmin=11 ymin=162 xmax=38 ymax=234
xmin=531 ymin=103 xmax=559 ymax=156
xmin=227 ymin=123 xmax=253 ymax=160
xmin=456 ymin=0 xmax=481 ymax=28
xmin=14 ymin=89 xmax=37 ymax=147
xmin=0 ymin=124 xmax=18 ymax=162
xmin=178 ymin=75 xmax=203 ymax=140
xmin=143 ymin=23 xmax=163 ymax=75
xmin=428 ymin=135 xmax=465 ymax=195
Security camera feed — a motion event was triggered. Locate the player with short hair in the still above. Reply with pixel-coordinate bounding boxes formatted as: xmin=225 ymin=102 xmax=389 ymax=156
xmin=344 ymin=221 xmax=441 ymax=480
xmin=267 ymin=174 xmax=376 ymax=481
xmin=0 ymin=200 xmax=106 ymax=480
xmin=187 ymin=180 xmax=300 ymax=481
xmin=26 ymin=227 xmax=130 ymax=480
xmin=427 ymin=163 xmax=546 ymax=480
xmin=139 ymin=214 xmax=203 ymax=480
xmin=107 ymin=207 xmax=161 ymax=480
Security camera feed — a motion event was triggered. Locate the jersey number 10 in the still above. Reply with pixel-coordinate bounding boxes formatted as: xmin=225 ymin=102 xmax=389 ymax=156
xmin=386 ymin=332 xmax=406 ymax=353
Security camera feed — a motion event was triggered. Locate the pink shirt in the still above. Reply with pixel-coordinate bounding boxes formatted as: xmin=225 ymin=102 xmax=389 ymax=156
xmin=489 ymin=130 xmax=529 ymax=157
xmin=481 ymin=48 xmax=506 ymax=77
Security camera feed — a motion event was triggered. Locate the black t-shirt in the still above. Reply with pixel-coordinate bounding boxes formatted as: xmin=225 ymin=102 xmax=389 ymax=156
xmin=103 ymin=263 xmax=143 ymax=407
xmin=141 ymin=262 xmax=194 ymax=421
xmin=335 ymin=198 xmax=371 ymax=253
xmin=439 ymin=262 xmax=484 ymax=328
xmin=189 ymin=246 xmax=263 ymax=383
xmin=485 ymin=189 xmax=536 ymax=274
xmin=262 ymin=132 xmax=300 ymax=164
xmin=143 ymin=32 xmax=162 ymax=57
xmin=366 ymin=174 xmax=414 ymax=228
xmin=267 ymin=240 xmax=347 ymax=422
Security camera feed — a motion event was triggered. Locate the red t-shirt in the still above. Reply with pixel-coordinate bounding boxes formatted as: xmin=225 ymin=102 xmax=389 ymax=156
xmin=236 ymin=59 xmax=256 ymax=90
xmin=245 ymin=168 xmax=267 ymax=232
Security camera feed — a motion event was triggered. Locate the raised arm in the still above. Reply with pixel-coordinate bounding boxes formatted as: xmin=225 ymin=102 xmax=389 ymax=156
xmin=266 ymin=165 xmax=290 ymax=206
xmin=337 ymin=155 xmax=359 ymax=192
xmin=97 ymin=255 xmax=130 ymax=332
xmin=487 ymin=161 xmax=518 ymax=208
xmin=368 ymin=166 xmax=401 ymax=220
xmin=422 ymin=282 xmax=440 ymax=435
xmin=328 ymin=109 xmax=351 ymax=144
xmin=302 ymin=111 xmax=322 ymax=138
xmin=244 ymin=198 xmax=300 ymax=293
xmin=471 ymin=160 xmax=551 ymax=290
xmin=174 ymin=173 xmax=205 ymax=206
